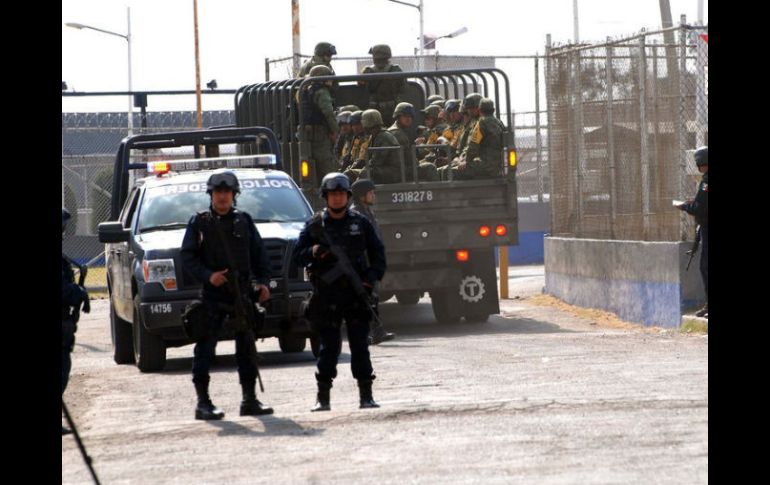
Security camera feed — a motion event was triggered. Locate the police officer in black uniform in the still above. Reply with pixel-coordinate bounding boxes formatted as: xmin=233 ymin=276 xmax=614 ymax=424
xmin=62 ymin=208 xmax=90 ymax=434
xmin=350 ymin=179 xmax=395 ymax=345
xmin=678 ymin=146 xmax=708 ymax=318
xmin=292 ymin=173 xmax=386 ymax=411
xmin=180 ymin=170 xmax=274 ymax=420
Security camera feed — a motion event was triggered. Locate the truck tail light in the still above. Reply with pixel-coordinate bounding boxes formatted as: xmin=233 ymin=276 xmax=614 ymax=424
xmin=495 ymin=225 xmax=507 ymax=236
xmin=479 ymin=225 xmax=490 ymax=237
xmin=456 ymin=250 xmax=469 ymax=262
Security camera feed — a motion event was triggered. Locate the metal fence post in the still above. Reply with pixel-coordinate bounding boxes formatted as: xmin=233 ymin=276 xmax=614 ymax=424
xmin=265 ymin=58 xmax=270 ymax=82
xmin=545 ymin=34 xmax=556 ymax=233
xmin=639 ymin=35 xmax=650 ymax=240
xmin=677 ymin=15 xmax=689 ymax=240
xmin=651 ymin=39 xmax=661 ymax=218
xmin=535 ymin=55 xmax=544 ymax=203
xmin=574 ymin=50 xmax=584 ymax=238
xmin=606 ymin=38 xmax=617 ymax=240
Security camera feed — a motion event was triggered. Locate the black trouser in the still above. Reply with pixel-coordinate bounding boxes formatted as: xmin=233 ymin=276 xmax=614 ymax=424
xmin=192 ymin=300 xmax=258 ymax=387
xmin=700 ymin=225 xmax=708 ymax=302
xmin=311 ymin=296 xmax=374 ymax=383
xmin=62 ymin=318 xmax=76 ymax=395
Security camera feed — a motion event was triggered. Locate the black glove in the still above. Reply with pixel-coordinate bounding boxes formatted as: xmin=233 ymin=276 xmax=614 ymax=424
xmin=79 ymin=286 xmax=91 ymax=314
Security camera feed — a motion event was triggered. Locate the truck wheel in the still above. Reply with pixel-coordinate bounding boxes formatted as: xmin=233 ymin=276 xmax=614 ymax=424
xmin=133 ymin=296 xmax=167 ymax=372
xmin=279 ymin=334 xmax=307 ymax=353
xmin=430 ymin=289 xmax=462 ymax=324
xmin=310 ymin=335 xmax=321 ymax=358
xmin=464 ymin=311 xmax=490 ymax=323
xmin=395 ymin=292 xmax=421 ymax=305
xmin=111 ymin=302 xmax=135 ymax=364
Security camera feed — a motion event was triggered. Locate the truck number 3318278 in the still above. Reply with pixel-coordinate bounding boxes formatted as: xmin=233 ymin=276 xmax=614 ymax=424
xmin=391 ymin=190 xmax=433 ymax=203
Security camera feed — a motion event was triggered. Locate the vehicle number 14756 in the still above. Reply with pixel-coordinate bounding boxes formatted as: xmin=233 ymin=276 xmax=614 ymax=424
xmin=391 ymin=190 xmax=433 ymax=203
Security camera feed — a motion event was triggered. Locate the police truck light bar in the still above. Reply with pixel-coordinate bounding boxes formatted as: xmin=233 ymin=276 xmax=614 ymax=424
xmin=144 ymin=154 xmax=277 ymax=174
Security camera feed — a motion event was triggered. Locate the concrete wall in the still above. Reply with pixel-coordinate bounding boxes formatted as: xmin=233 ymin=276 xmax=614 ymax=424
xmin=544 ymin=237 xmax=706 ymax=328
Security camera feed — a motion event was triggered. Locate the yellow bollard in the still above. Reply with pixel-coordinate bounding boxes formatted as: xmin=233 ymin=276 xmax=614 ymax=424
xmin=499 ymin=245 xmax=509 ymax=299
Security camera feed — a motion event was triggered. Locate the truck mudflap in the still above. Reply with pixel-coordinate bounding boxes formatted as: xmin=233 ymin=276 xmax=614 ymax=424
xmin=457 ymin=248 xmax=500 ymax=319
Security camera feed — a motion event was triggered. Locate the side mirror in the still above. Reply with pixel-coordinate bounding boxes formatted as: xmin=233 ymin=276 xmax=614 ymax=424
xmin=98 ymin=221 xmax=131 ymax=243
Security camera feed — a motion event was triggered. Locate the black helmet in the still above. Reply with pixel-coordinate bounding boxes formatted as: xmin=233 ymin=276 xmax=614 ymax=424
xmin=694 ymin=146 xmax=708 ymax=167
xmin=206 ymin=170 xmax=240 ymax=194
xmin=320 ymin=172 xmax=351 ymax=197
xmin=350 ymin=110 xmax=364 ymax=125
xmin=444 ymin=99 xmax=461 ymax=112
xmin=351 ymin=178 xmax=376 ymax=199
xmin=62 ymin=208 xmax=71 ymax=232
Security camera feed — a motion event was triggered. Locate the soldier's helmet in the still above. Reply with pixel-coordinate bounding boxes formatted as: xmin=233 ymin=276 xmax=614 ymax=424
xmin=336 ymin=110 xmax=352 ymax=124
xmin=421 ymin=105 xmax=442 ymax=120
xmin=430 ymin=99 xmax=446 ymax=109
xmin=351 ymin=178 xmax=376 ymax=199
xmin=340 ymin=104 xmax=360 ymax=113
xmin=393 ymin=102 xmax=416 ymax=118
xmin=308 ymin=65 xmax=334 ymax=78
xmin=314 ymin=42 xmax=337 ymax=57
xmin=427 ymin=94 xmax=445 ymax=104
xmin=320 ymin=172 xmax=352 ymax=197
xmin=369 ymin=44 xmax=392 ymax=60
xmin=479 ymin=97 xmax=496 ymax=114
xmin=361 ymin=109 xmax=384 ymax=129
xmin=445 ymin=99 xmax=461 ymax=113
xmin=463 ymin=93 xmax=483 ymax=110
xmin=694 ymin=146 xmax=708 ymax=167
xmin=62 ymin=208 xmax=71 ymax=233
xmin=350 ymin=110 xmax=364 ymax=125
xmin=207 ymin=170 xmax=240 ymax=194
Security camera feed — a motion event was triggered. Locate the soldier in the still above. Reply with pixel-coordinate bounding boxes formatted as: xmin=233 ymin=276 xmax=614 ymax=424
xmin=427 ymin=94 xmax=445 ymax=105
xmin=388 ymin=102 xmax=439 ymax=182
xmin=350 ymin=179 xmax=396 ymax=346
xmin=441 ymin=99 xmax=464 ymax=149
xmin=453 ymin=97 xmax=506 ymax=180
xmin=339 ymin=104 xmax=360 ymax=113
xmin=292 ymin=173 xmax=387 ymax=411
xmin=345 ymin=109 xmax=401 ymax=184
xmin=300 ymin=65 xmax=339 ymax=181
xmin=334 ymin=111 xmax=353 ymax=164
xmin=62 ymin=208 xmax=90 ymax=435
xmin=180 ymin=171 xmax=274 ymax=420
xmin=360 ymin=44 xmax=406 ymax=127
xmin=438 ymin=93 xmax=483 ymax=180
xmin=341 ymin=110 xmax=367 ymax=171
xmin=677 ymin=146 xmax=708 ymax=318
xmin=415 ymin=104 xmax=449 ymax=166
xmin=298 ymin=42 xmax=337 ymax=77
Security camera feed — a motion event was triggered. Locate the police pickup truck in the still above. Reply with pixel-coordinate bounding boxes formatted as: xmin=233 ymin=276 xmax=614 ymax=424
xmin=98 ymin=127 xmax=316 ymax=372
xmin=236 ymin=68 xmax=518 ymax=323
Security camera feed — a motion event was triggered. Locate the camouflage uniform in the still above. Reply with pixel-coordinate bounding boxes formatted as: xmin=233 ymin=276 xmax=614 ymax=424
xmin=298 ymin=42 xmax=337 ymax=77
xmin=360 ymin=45 xmax=406 ymax=127
xmin=301 ymin=66 xmax=339 ymax=181
xmin=388 ymin=103 xmax=439 ymax=182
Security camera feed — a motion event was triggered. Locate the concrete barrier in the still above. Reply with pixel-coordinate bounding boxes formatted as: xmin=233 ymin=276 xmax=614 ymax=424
xmin=544 ymin=237 xmax=705 ymax=328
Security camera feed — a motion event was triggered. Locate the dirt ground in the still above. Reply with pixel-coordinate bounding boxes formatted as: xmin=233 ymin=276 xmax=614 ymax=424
xmin=62 ymin=266 xmax=708 ymax=484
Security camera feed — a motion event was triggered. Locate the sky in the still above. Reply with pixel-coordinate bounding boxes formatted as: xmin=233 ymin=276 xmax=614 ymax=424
xmin=62 ymin=0 xmax=707 ymax=114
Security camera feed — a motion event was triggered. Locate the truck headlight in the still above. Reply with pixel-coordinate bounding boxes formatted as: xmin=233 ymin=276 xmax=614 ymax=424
xmin=142 ymin=259 xmax=178 ymax=291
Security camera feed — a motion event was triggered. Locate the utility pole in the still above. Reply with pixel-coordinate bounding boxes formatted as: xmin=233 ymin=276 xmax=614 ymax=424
xmin=573 ymin=0 xmax=579 ymax=43
xmin=292 ymin=0 xmax=301 ymax=77
xmin=193 ymin=0 xmax=203 ymax=128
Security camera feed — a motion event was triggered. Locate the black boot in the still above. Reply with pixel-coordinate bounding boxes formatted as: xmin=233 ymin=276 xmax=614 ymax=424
xmin=358 ymin=379 xmax=380 ymax=409
xmin=311 ymin=376 xmax=332 ymax=412
xmin=695 ymin=303 xmax=708 ymax=318
xmin=240 ymin=382 xmax=273 ymax=416
xmin=369 ymin=324 xmax=395 ymax=345
xmin=194 ymin=382 xmax=224 ymax=420
xmin=61 ymin=426 xmax=72 ymax=435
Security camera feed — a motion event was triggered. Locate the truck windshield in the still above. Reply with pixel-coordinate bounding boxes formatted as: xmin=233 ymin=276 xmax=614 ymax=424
xmin=137 ymin=176 xmax=312 ymax=233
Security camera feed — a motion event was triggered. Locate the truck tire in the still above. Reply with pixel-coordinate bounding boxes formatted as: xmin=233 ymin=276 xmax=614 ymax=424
xmin=430 ymin=289 xmax=462 ymax=324
xmin=111 ymin=302 xmax=135 ymax=364
xmin=133 ymin=296 xmax=167 ymax=372
xmin=279 ymin=334 xmax=307 ymax=353
xmin=310 ymin=335 xmax=321 ymax=358
xmin=395 ymin=291 xmax=421 ymax=305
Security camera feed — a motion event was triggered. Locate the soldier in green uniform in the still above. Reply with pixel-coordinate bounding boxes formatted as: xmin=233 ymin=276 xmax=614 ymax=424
xmin=415 ymin=104 xmax=449 ymax=164
xmin=427 ymin=94 xmax=445 ymax=105
xmin=388 ymin=102 xmax=439 ymax=182
xmin=438 ymin=93 xmax=482 ymax=180
xmin=298 ymin=42 xmax=337 ymax=77
xmin=359 ymin=44 xmax=406 ymax=127
xmin=345 ymin=109 xmax=401 ymax=184
xmin=440 ymin=99 xmax=464 ymax=152
xmin=333 ymin=111 xmax=353 ymax=165
xmin=300 ymin=65 xmax=339 ymax=181
xmin=453 ymin=98 xmax=505 ymax=180
xmin=341 ymin=110 xmax=368 ymax=171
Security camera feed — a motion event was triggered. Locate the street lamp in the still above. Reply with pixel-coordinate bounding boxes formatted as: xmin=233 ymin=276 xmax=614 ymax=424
xmin=424 ymin=26 xmax=468 ymax=50
xmin=385 ymin=0 xmax=424 ymax=69
xmin=66 ymin=6 xmax=133 ymax=135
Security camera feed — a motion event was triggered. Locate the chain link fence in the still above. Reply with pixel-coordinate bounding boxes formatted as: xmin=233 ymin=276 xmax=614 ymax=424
xmin=62 ymin=94 xmax=235 ymax=290
xmin=266 ymin=53 xmax=550 ymax=203
xmin=546 ymin=21 xmax=707 ymax=241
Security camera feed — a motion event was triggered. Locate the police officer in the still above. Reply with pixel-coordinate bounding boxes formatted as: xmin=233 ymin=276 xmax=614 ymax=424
xmin=180 ymin=170 xmax=274 ymax=420
xmin=292 ymin=173 xmax=387 ymax=411
xmin=298 ymin=42 xmax=337 ymax=77
xmin=345 ymin=109 xmax=401 ymax=184
xmin=300 ymin=65 xmax=339 ymax=182
xmin=350 ymin=179 xmax=396 ymax=346
xmin=62 ymin=208 xmax=90 ymax=434
xmin=678 ymin=146 xmax=708 ymax=318
xmin=360 ymin=44 xmax=406 ymax=127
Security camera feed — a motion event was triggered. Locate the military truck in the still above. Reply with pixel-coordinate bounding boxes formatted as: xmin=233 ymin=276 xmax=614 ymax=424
xmin=98 ymin=127 xmax=318 ymax=372
xmin=235 ymin=69 xmax=518 ymax=323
